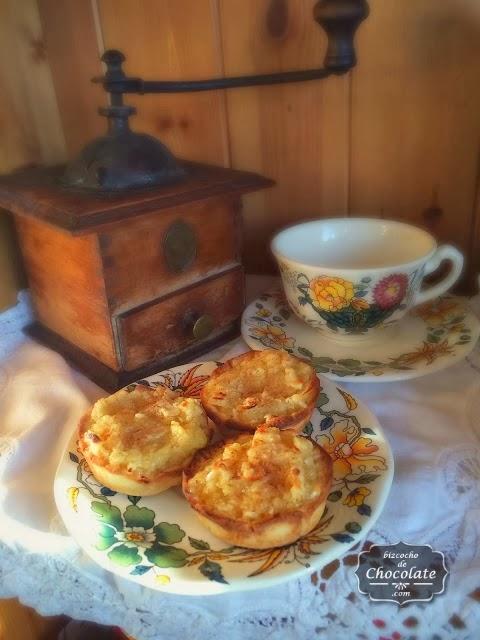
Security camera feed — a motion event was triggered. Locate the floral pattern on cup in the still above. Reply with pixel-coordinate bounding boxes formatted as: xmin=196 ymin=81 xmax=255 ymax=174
xmin=310 ymin=276 xmax=355 ymax=312
xmin=296 ymin=272 xmax=410 ymax=335
xmin=373 ymin=274 xmax=409 ymax=309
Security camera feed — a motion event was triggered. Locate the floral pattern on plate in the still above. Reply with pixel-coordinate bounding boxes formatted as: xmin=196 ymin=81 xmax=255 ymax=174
xmin=243 ymin=290 xmax=478 ymax=381
xmin=54 ymin=361 xmax=393 ymax=595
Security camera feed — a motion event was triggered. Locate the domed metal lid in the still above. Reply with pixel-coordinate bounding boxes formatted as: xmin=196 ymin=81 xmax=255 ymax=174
xmin=62 ymin=106 xmax=186 ymax=192
xmin=62 ymin=51 xmax=186 ymax=192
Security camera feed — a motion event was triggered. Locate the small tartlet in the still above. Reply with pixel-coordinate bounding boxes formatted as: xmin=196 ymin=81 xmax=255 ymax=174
xmin=79 ymin=385 xmax=213 ymax=496
xmin=200 ymin=350 xmax=319 ymax=433
xmin=182 ymin=426 xmax=333 ymax=549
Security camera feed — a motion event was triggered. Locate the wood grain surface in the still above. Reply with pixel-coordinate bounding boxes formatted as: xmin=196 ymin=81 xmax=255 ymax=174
xmin=0 ymin=0 xmax=65 ymax=309
xmin=16 ymin=216 xmax=118 ymax=369
xmin=4 ymin=0 xmax=480 ymax=290
xmin=100 ymin=196 xmax=241 ymax=312
xmin=219 ymin=0 xmax=350 ymax=272
xmin=7 ymin=162 xmax=268 ymax=384
xmin=349 ymin=0 xmax=480 ymax=290
xmin=38 ymin=0 xmax=104 ymax=157
xmin=0 ymin=163 xmax=272 ymax=232
xmin=98 ymin=0 xmax=230 ymax=167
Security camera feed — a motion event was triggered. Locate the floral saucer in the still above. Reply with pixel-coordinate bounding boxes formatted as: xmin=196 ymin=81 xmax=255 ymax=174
xmin=54 ymin=361 xmax=393 ymax=595
xmin=242 ymin=291 xmax=480 ymax=382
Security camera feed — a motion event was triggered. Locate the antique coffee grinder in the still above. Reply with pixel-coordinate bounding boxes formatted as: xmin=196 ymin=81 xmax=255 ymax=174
xmin=0 ymin=0 xmax=368 ymax=390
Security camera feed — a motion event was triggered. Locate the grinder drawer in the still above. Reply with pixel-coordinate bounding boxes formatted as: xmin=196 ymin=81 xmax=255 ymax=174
xmin=116 ymin=267 xmax=244 ymax=371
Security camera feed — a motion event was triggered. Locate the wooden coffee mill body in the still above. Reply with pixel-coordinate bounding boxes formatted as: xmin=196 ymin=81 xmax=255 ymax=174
xmin=0 ymin=164 xmax=271 ymax=391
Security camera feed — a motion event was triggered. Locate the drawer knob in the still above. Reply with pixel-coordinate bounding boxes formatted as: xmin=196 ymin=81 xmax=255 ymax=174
xmin=192 ymin=314 xmax=214 ymax=340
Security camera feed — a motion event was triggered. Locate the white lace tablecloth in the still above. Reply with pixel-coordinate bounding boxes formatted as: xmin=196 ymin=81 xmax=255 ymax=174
xmin=1 ymin=277 xmax=480 ymax=640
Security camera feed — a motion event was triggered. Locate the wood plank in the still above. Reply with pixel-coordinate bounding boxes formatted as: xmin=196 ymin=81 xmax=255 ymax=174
xmin=349 ymin=0 xmax=480 ymax=290
xmin=219 ymin=0 xmax=351 ymax=272
xmin=0 ymin=0 xmax=65 ymax=310
xmin=16 ymin=217 xmax=118 ymax=369
xmin=97 ymin=0 xmax=230 ymax=166
xmin=0 ymin=163 xmax=272 ymax=232
xmin=469 ymin=151 xmax=480 ymax=293
xmin=0 ymin=598 xmax=66 ymax=640
xmin=0 ymin=0 xmax=66 ymax=171
xmin=38 ymin=0 xmax=104 ymax=156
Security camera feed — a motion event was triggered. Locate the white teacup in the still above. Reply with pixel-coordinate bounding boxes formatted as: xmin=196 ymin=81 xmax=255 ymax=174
xmin=271 ymin=218 xmax=464 ymax=341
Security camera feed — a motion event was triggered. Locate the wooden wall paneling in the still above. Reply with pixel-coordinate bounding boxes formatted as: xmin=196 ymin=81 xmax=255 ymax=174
xmin=97 ymin=0 xmax=230 ymax=167
xmin=0 ymin=0 xmax=66 ymax=309
xmin=469 ymin=151 xmax=480 ymax=293
xmin=37 ymin=0 xmax=105 ymax=157
xmin=219 ymin=0 xmax=351 ymax=273
xmin=0 ymin=0 xmax=66 ymax=171
xmin=349 ymin=0 xmax=480 ymax=288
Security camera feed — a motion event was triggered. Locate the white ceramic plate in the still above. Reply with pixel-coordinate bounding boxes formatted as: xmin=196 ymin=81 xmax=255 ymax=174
xmin=54 ymin=361 xmax=393 ymax=595
xmin=242 ymin=290 xmax=480 ymax=382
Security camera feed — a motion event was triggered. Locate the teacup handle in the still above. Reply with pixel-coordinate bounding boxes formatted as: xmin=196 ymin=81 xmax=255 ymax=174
xmin=414 ymin=245 xmax=464 ymax=306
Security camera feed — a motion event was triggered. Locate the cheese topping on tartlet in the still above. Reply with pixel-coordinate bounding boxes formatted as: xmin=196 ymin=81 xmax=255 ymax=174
xmin=81 ymin=386 xmax=209 ymax=478
xmin=185 ymin=427 xmax=324 ymax=522
xmin=201 ymin=350 xmax=319 ymax=432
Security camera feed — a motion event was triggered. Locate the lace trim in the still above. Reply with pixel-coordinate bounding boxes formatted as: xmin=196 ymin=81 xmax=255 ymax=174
xmin=0 ymin=290 xmax=34 ymax=361
xmin=0 ymin=532 xmax=477 ymax=640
